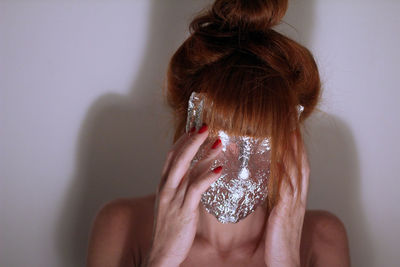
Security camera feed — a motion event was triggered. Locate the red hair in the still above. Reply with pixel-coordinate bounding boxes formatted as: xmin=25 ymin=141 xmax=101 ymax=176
xmin=163 ymin=0 xmax=321 ymax=211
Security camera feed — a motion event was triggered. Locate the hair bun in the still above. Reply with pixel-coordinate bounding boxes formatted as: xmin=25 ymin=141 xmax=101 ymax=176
xmin=211 ymin=0 xmax=288 ymax=32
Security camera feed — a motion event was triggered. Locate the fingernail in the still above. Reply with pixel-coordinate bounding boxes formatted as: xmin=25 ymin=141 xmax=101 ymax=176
xmin=189 ymin=126 xmax=196 ymax=133
xmin=211 ymin=138 xmax=221 ymax=149
xmin=212 ymin=166 xmax=223 ymax=173
xmin=197 ymin=124 xmax=208 ymax=134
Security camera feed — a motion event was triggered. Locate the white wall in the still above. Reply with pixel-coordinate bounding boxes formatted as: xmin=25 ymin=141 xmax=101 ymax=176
xmin=1 ymin=0 xmax=399 ymax=266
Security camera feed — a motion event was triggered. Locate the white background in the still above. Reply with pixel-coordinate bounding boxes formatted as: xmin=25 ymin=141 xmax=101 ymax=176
xmin=1 ymin=0 xmax=399 ymax=266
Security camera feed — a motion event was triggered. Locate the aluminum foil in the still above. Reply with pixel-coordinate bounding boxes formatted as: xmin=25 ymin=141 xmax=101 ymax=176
xmin=185 ymin=92 xmax=271 ymax=223
xmin=185 ymin=92 xmax=304 ymax=223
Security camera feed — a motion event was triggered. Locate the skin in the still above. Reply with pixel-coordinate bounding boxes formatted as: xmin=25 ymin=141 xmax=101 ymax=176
xmin=87 ymin=125 xmax=351 ymax=267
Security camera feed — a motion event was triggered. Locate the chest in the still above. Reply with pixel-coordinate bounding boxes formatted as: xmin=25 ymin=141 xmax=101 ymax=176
xmin=136 ymin=239 xmax=313 ymax=267
xmin=132 ymin=206 xmax=313 ymax=267
xmin=179 ymin=241 xmax=267 ymax=267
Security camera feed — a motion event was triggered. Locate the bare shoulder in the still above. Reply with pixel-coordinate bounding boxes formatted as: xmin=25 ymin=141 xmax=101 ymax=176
xmin=87 ymin=194 xmax=156 ymax=267
xmin=302 ymin=209 xmax=351 ymax=267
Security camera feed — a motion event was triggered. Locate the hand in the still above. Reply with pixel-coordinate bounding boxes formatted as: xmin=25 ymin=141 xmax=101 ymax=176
xmin=264 ymin=131 xmax=310 ymax=267
xmin=145 ymin=125 xmax=223 ymax=267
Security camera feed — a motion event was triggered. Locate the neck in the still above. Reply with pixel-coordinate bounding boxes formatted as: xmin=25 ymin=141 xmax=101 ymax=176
xmin=196 ymin=203 xmax=268 ymax=255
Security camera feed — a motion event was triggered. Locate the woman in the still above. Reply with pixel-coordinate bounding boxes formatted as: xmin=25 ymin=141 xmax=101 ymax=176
xmin=87 ymin=0 xmax=351 ymax=266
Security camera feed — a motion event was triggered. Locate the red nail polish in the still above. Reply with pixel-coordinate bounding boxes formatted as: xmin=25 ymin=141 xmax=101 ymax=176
xmin=211 ymin=138 xmax=221 ymax=149
xmin=198 ymin=124 xmax=208 ymax=134
xmin=212 ymin=166 xmax=223 ymax=173
xmin=189 ymin=126 xmax=196 ymax=133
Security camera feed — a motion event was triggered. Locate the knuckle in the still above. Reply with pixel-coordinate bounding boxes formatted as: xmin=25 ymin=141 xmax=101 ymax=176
xmin=196 ymin=159 xmax=210 ymax=171
xmin=187 ymin=183 xmax=202 ymax=197
xmin=190 ymin=130 xmax=208 ymax=143
xmin=293 ymin=187 xmax=300 ymax=199
xmin=171 ymin=150 xmax=184 ymax=166
xmin=173 ymin=144 xmax=197 ymax=166
xmin=187 ymin=136 xmax=200 ymax=148
xmin=158 ymin=195 xmax=170 ymax=207
xmin=206 ymin=146 xmax=221 ymax=159
xmin=158 ymin=188 xmax=173 ymax=202
xmin=200 ymin=154 xmax=219 ymax=170
xmin=282 ymin=179 xmax=294 ymax=195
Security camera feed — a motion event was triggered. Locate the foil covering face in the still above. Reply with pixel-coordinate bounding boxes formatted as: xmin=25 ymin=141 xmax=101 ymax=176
xmin=185 ymin=92 xmax=304 ymax=224
xmin=185 ymin=92 xmax=271 ymax=224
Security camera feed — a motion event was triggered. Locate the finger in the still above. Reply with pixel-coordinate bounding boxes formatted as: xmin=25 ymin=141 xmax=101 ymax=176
xmin=171 ymin=171 xmax=191 ymax=204
xmin=291 ymin=131 xmax=310 ymax=205
xmin=188 ymin=138 xmax=223 ymax=180
xmin=163 ymin=124 xmax=210 ymax=190
xmin=159 ymin=127 xmax=197 ymax=188
xmin=172 ymin=137 xmax=223 ymax=204
xmin=159 ymin=150 xmax=175 ymax=192
xmin=161 ymin=127 xmax=195 ymax=177
xmin=289 ymin=131 xmax=302 ymax=194
xmin=182 ymin=165 xmax=223 ymax=211
xmin=281 ymin=133 xmax=297 ymax=193
xmin=300 ymin=142 xmax=310 ymax=204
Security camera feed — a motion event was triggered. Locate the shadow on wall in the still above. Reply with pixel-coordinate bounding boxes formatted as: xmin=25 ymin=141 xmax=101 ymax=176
xmin=304 ymin=112 xmax=374 ymax=267
xmin=55 ymin=0 xmax=373 ymax=266
xmin=55 ymin=0 xmax=213 ymax=266
xmin=282 ymin=1 xmax=374 ymax=265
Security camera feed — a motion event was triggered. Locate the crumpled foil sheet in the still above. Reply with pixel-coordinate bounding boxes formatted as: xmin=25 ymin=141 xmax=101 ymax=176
xmin=185 ymin=91 xmax=272 ymax=223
